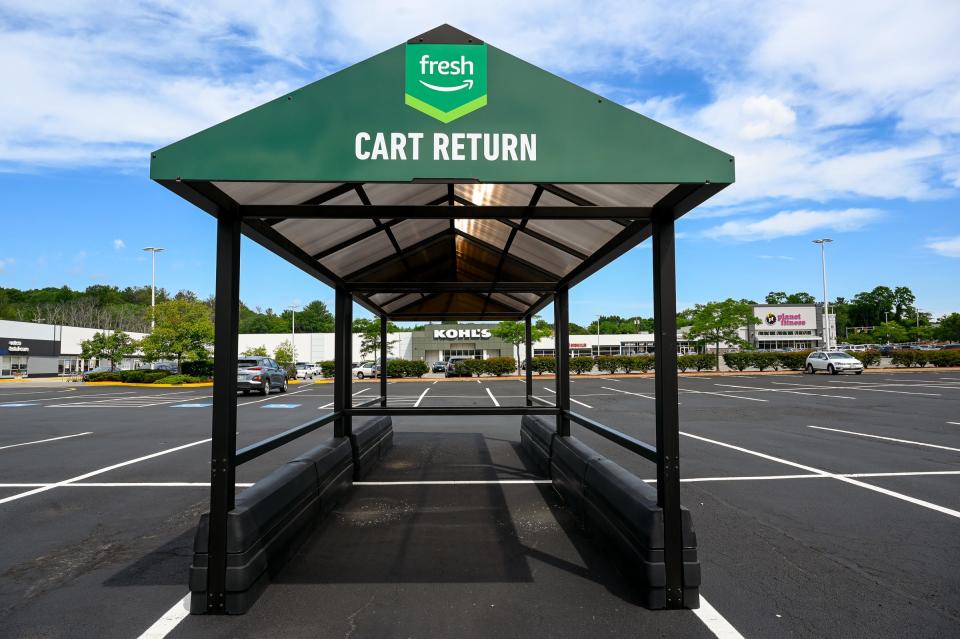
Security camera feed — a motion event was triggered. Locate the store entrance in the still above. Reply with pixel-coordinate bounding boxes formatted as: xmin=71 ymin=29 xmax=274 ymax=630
xmin=0 ymin=355 xmax=29 ymax=378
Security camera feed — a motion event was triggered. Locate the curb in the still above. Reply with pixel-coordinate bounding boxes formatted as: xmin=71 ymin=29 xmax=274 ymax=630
xmin=83 ymin=379 xmax=307 ymax=388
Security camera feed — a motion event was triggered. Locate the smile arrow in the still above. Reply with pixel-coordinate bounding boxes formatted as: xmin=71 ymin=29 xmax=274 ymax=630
xmin=419 ymin=79 xmax=474 ymax=92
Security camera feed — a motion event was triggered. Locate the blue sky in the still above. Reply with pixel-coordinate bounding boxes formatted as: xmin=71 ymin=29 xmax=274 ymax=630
xmin=1 ymin=1 xmax=958 ymax=324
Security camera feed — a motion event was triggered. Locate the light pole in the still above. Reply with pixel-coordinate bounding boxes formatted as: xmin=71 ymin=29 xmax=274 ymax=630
xmin=287 ymin=305 xmax=300 ymax=364
xmin=142 ymin=247 xmax=165 ymax=331
xmin=596 ymin=314 xmax=601 ymax=358
xmin=813 ymin=239 xmax=833 ymax=350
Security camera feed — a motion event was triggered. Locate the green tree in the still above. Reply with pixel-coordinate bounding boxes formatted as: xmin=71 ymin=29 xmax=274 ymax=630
xmin=355 ymin=319 xmax=398 ymax=359
xmin=139 ymin=299 xmax=214 ymax=367
xmin=241 ymin=345 xmax=269 ymax=357
xmin=849 ymin=286 xmax=896 ymax=327
xmin=491 ymin=318 xmax=553 ymax=375
xmin=79 ymin=330 xmax=138 ymax=371
xmin=872 ymin=321 xmax=908 ymax=344
xmin=767 ymin=289 xmax=816 ymax=303
xmin=687 ymin=299 xmax=759 ymax=369
xmin=294 ymin=300 xmax=335 ymax=333
xmin=273 ymin=340 xmax=294 ymax=366
xmin=936 ymin=313 xmax=960 ymax=342
xmin=892 ymin=286 xmax=916 ymax=322
xmin=765 ymin=291 xmax=787 ymax=304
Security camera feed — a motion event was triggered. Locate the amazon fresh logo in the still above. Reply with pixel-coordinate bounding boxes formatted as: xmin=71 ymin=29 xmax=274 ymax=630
xmin=405 ymin=43 xmax=487 ymax=123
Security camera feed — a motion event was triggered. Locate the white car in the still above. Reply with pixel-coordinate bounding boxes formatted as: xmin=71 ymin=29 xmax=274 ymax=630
xmin=805 ymin=351 xmax=864 ymax=375
xmin=352 ymin=361 xmax=375 ymax=379
xmin=294 ymin=362 xmax=319 ymax=379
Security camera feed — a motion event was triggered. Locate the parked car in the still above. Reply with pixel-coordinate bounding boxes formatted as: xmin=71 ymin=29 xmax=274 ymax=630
xmin=82 ymin=365 xmax=114 ymax=380
xmin=352 ymin=361 xmax=376 ymax=379
xmin=432 ymin=360 xmax=447 ymax=373
xmin=237 ymin=357 xmax=288 ymax=395
xmin=805 ymin=351 xmax=864 ymax=375
xmin=444 ymin=356 xmax=472 ymax=378
xmin=294 ymin=362 xmax=319 ymax=379
xmin=371 ymin=358 xmax=397 ymax=378
xmin=941 ymin=343 xmax=960 ymax=350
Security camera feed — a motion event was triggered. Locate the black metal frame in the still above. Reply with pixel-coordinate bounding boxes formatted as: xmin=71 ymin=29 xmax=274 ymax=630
xmin=198 ymin=181 xmax=705 ymax=612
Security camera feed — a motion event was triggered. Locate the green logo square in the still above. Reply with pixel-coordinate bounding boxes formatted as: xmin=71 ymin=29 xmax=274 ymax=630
xmin=405 ymin=43 xmax=488 ymax=123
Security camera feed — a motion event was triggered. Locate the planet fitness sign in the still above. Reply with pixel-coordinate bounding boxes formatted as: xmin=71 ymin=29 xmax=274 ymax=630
xmin=756 ymin=307 xmax=815 ymax=328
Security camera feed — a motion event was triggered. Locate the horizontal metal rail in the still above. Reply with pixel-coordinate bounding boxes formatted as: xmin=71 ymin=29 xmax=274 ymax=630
xmin=347 ymin=406 xmax=559 ymax=417
xmin=241 ymin=204 xmax=652 ymax=220
xmin=235 ymin=412 xmax=339 ymax=466
xmin=348 ymin=281 xmax=557 ymax=293
xmin=565 ymin=410 xmax=658 ymax=463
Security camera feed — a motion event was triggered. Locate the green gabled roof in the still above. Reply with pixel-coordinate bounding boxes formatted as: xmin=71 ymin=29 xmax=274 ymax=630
xmin=150 ymin=27 xmax=733 ymax=185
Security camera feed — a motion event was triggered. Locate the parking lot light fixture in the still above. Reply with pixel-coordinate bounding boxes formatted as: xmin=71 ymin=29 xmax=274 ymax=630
xmin=813 ymin=239 xmax=833 ymax=350
xmin=142 ymin=247 xmax=165 ymax=331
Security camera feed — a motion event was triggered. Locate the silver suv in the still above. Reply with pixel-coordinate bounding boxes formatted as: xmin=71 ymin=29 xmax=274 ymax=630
xmin=237 ymin=357 xmax=288 ymax=395
xmin=804 ymin=351 xmax=864 ymax=375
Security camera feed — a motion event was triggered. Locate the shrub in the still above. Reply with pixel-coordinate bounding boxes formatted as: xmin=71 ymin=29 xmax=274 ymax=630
xmin=750 ymin=352 xmax=779 ymax=371
xmin=676 ymin=354 xmax=695 ymax=372
xmin=407 ymin=360 xmax=429 ymax=378
xmin=385 ymin=359 xmax=429 ymax=378
xmin=318 ymin=361 xmax=335 ymax=377
xmin=693 ymin=353 xmax=715 ymax=371
xmin=154 ymin=374 xmax=207 ymax=384
xmin=84 ymin=371 xmax=121 ymax=382
xmin=570 ymin=356 xmax=594 ymax=374
xmin=181 ymin=360 xmax=214 ymax=378
xmin=777 ymin=351 xmax=809 ymax=371
xmin=723 ymin=351 xmax=752 ymax=371
xmin=846 ymin=350 xmax=881 ymax=368
xmin=121 ymin=370 xmax=170 ymax=383
xmin=482 ymin=356 xmax=516 ymax=376
xmin=452 ymin=358 xmax=481 ymax=377
xmin=927 ymin=350 xmax=960 ymax=367
xmin=531 ymin=356 xmax=555 ymax=375
xmin=633 ymin=355 xmax=655 ymax=373
xmin=890 ymin=350 xmax=916 ymax=368
xmin=913 ymin=351 xmax=930 ymax=368
xmin=596 ymin=355 xmax=619 ymax=374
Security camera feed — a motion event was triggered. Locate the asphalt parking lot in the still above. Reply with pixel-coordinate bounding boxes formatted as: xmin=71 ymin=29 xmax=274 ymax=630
xmin=1 ymin=371 xmax=958 ymax=638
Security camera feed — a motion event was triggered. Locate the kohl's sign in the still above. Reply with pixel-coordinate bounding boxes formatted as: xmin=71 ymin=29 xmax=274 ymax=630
xmin=433 ymin=328 xmax=492 ymax=340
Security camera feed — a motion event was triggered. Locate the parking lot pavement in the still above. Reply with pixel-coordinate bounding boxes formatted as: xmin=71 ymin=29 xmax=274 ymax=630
xmin=0 ymin=373 xmax=958 ymax=638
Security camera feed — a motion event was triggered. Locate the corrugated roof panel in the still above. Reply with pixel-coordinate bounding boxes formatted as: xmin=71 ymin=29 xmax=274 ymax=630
xmin=510 ymin=231 xmax=581 ymax=276
xmin=454 ymin=218 xmax=512 ymax=249
xmin=489 ymin=292 xmax=527 ymax=311
xmin=382 ymin=293 xmax=420 ymax=312
xmin=360 ymin=183 xmax=447 ymax=206
xmin=213 ymin=181 xmax=350 ymax=205
xmin=455 ymin=183 xmax=536 ymax=206
xmin=524 ymin=219 xmax=622 ymax=255
xmin=273 ymin=218 xmax=377 ymax=256
xmin=391 ymin=219 xmax=449 ymax=249
xmin=563 ymin=183 xmax=677 ymax=207
xmin=320 ymin=230 xmax=396 ymax=275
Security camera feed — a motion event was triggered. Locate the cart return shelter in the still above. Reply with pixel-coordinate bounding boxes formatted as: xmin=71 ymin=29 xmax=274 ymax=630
xmin=151 ymin=26 xmax=734 ymax=616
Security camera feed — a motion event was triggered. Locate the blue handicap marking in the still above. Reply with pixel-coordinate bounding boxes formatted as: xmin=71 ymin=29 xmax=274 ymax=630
xmin=172 ymin=403 xmax=212 ymax=408
xmin=262 ymin=403 xmax=301 ymax=409
xmin=0 ymin=403 xmax=36 ymax=407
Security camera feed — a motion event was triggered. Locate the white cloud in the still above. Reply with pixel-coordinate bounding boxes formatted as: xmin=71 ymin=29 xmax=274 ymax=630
xmin=738 ymin=95 xmax=796 ymax=140
xmin=926 ymin=235 xmax=960 ymax=258
xmin=703 ymin=208 xmax=883 ymax=241
xmin=113 ymin=239 xmax=125 ymax=250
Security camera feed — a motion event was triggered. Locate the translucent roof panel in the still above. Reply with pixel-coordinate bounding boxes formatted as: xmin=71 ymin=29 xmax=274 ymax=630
xmin=561 ymin=184 xmax=677 ymax=207
xmin=455 ymin=183 xmax=536 ymax=206
xmin=454 ymin=218 xmax=512 ymax=249
xmin=390 ymin=219 xmax=449 ymax=249
xmin=382 ymin=293 xmax=421 ymax=313
xmin=524 ymin=219 xmax=623 ymax=255
xmin=490 ymin=292 xmax=528 ymax=311
xmin=273 ymin=218 xmax=377 ymax=257
xmin=320 ymin=229 xmax=396 ymax=276
xmin=360 ymin=183 xmax=447 ymax=206
xmin=509 ymin=231 xmax=581 ymax=276
xmin=214 ymin=181 xmax=350 ymax=205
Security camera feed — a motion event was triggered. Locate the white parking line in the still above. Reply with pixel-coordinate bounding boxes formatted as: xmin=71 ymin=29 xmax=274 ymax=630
xmin=949 ymin=421 xmax=960 ymax=426
xmin=772 ymin=381 xmax=940 ymax=397
xmin=807 ymin=425 xmax=960 ymax=453
xmin=485 ymin=387 xmax=500 ymax=407
xmin=413 ymin=387 xmax=430 ymax=407
xmin=0 ymin=431 xmax=93 ymax=451
xmin=681 ymin=432 xmax=960 ymax=519
xmin=681 ymin=388 xmax=767 ymax=402
xmin=543 ymin=387 xmax=593 ymax=408
xmin=0 ymin=438 xmax=211 ymax=506
xmin=137 ymin=593 xmax=191 ymax=639
xmin=318 ymin=387 xmax=370 ymax=410
xmin=714 ymin=383 xmax=856 ymax=400
xmin=694 ymin=595 xmax=745 ymax=639
xmin=602 ymin=386 xmax=656 ymax=400
xmin=531 ymin=395 xmax=555 ymax=406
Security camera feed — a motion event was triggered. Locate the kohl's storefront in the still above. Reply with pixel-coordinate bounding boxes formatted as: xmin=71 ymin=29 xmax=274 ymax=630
xmin=412 ymin=325 xmax=512 ymax=363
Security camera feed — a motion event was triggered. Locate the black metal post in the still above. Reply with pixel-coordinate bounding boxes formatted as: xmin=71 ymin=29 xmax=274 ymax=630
xmin=652 ymin=210 xmax=684 ymax=609
xmin=205 ymin=212 xmax=241 ymax=613
xmin=524 ymin=315 xmax=533 ymax=406
xmin=334 ymin=288 xmax=353 ymax=437
xmin=553 ymin=289 xmax=570 ymax=436
xmin=380 ymin=315 xmax=388 ymax=407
